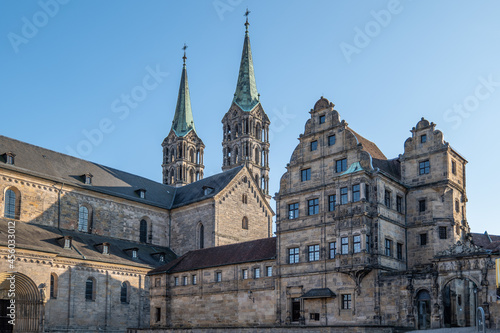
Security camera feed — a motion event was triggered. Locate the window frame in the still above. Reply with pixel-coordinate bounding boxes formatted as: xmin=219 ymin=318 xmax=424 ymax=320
xmin=307 ymin=198 xmax=319 ymax=216
xmin=85 ymin=277 xmax=96 ymax=301
xmin=397 ymin=243 xmax=403 ymax=260
xmin=78 ymin=205 xmax=90 ymax=233
xmin=384 ymin=190 xmax=391 ymax=208
xmin=266 ymin=266 xmax=272 ymax=277
xmin=352 ymin=184 xmax=360 ymax=202
xmin=341 ymin=294 xmax=352 ymax=310
xmin=439 ymin=226 xmax=447 ymax=240
xmin=419 ymin=160 xmax=430 ymax=175
xmin=4 ymin=189 xmax=17 ymax=219
xmin=288 ymin=203 xmax=299 ymax=219
xmin=420 ymin=233 xmax=427 ymax=246
xmin=421 ymin=134 xmax=427 ymax=143
xmin=319 ymin=115 xmax=326 ymax=124
xmin=385 ymin=239 xmax=392 ymax=257
xmin=329 ymin=241 xmax=337 ymax=259
xmin=308 ymin=244 xmax=320 ymax=262
xmin=419 ymin=199 xmax=426 ymax=213
xmin=341 ymin=237 xmax=349 ymax=255
xmin=336 ymin=158 xmax=347 ymax=173
xmin=288 ymin=247 xmax=299 ymax=264
xmin=328 ymin=194 xmax=336 ymax=212
xmin=396 ymin=195 xmax=403 ymax=213
xmin=120 ymin=281 xmax=129 ymax=304
xmin=215 ymin=271 xmax=222 ymax=283
xmin=301 ymin=168 xmax=311 ymax=181
xmin=353 ymin=235 xmax=361 ymax=253
xmin=340 ymin=187 xmax=348 ymax=205
xmin=310 ymin=140 xmax=318 ymax=151
xmin=328 ymin=134 xmax=336 ymax=146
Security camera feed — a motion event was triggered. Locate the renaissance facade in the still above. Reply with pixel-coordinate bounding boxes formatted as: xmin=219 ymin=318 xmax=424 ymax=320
xmin=147 ymin=96 xmax=500 ymax=331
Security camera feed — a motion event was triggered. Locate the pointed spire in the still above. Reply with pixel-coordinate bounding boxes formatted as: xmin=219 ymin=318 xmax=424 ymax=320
xmin=232 ymin=9 xmax=260 ymax=112
xmin=171 ymin=44 xmax=196 ymax=137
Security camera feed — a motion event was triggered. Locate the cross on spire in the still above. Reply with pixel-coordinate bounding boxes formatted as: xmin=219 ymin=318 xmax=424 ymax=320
xmin=244 ymin=8 xmax=250 ymax=33
xmin=182 ymin=43 xmax=188 ymax=64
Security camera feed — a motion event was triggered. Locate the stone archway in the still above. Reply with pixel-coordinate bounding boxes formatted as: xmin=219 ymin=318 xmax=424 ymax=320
xmin=443 ymin=278 xmax=477 ymax=328
xmin=416 ymin=289 xmax=431 ymax=330
xmin=0 ymin=272 xmax=41 ymax=332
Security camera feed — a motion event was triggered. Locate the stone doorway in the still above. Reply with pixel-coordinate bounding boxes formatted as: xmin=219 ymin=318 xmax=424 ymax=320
xmin=416 ymin=290 xmax=431 ymax=330
xmin=443 ymin=278 xmax=477 ymax=328
xmin=0 ymin=273 xmax=41 ymax=332
xmin=291 ymin=298 xmax=301 ymax=322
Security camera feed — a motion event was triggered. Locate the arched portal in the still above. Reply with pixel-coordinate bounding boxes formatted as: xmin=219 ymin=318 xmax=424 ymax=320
xmin=416 ymin=289 xmax=431 ymax=330
xmin=0 ymin=272 xmax=41 ymax=332
xmin=443 ymin=278 xmax=477 ymax=328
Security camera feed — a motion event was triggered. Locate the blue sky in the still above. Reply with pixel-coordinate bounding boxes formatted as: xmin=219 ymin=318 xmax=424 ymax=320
xmin=1 ymin=0 xmax=499 ymax=235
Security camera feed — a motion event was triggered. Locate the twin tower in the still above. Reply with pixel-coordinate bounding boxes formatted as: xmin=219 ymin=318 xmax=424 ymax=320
xmin=161 ymin=17 xmax=270 ymax=196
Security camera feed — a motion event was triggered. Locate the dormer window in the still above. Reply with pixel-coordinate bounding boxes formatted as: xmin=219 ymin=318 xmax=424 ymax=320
xmin=203 ymin=186 xmax=214 ymax=196
xmin=83 ymin=173 xmax=93 ymax=185
xmin=124 ymin=247 xmax=139 ymax=259
xmin=151 ymin=252 xmax=166 ymax=262
xmin=96 ymin=242 xmax=110 ymax=255
xmin=57 ymin=236 xmax=73 ymax=249
xmin=5 ymin=152 xmax=15 ymax=165
xmin=136 ymin=189 xmax=146 ymax=199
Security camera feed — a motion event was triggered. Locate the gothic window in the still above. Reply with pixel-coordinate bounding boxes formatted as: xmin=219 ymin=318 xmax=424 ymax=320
xmin=199 ymin=223 xmax=204 ymax=249
xmin=261 ymin=176 xmax=266 ymax=190
xmin=50 ymin=273 xmax=58 ymax=299
xmin=78 ymin=206 xmax=90 ymax=232
xmin=120 ymin=281 xmax=129 ymax=304
xmin=196 ymin=171 xmax=200 ymax=181
xmin=189 ymin=149 xmax=195 ymax=163
xmin=255 ymin=148 xmax=260 ymax=164
xmin=4 ymin=188 xmax=18 ymax=219
xmin=242 ymin=216 xmax=248 ymax=230
xmin=189 ymin=169 xmax=194 ymax=183
xmin=234 ymin=147 xmax=239 ymax=163
xmin=140 ymin=220 xmax=148 ymax=243
xmin=85 ymin=277 xmax=96 ymax=301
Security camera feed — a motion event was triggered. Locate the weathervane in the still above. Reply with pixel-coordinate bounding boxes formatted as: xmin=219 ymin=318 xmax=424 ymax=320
xmin=244 ymin=8 xmax=250 ymax=33
xmin=182 ymin=43 xmax=188 ymax=64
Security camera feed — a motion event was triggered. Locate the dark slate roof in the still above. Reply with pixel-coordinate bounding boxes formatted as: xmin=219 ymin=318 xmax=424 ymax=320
xmin=472 ymin=232 xmax=500 ymax=252
xmin=0 ymin=219 xmax=176 ymax=268
xmin=149 ymin=237 xmax=276 ymax=275
xmin=0 ymin=135 xmax=247 ymax=210
xmin=373 ymin=158 xmax=401 ymax=180
xmin=300 ymin=288 xmax=336 ymax=299
xmin=0 ymin=135 xmax=175 ymax=209
xmin=170 ymin=166 xmax=244 ymax=208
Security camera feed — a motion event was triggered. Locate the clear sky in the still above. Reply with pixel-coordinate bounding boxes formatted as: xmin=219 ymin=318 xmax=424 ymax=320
xmin=1 ymin=0 xmax=499 ymax=235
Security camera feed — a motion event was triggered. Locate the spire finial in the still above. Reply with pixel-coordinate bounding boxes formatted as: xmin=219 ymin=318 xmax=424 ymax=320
xmin=182 ymin=43 xmax=188 ymax=65
xmin=244 ymin=8 xmax=250 ymax=34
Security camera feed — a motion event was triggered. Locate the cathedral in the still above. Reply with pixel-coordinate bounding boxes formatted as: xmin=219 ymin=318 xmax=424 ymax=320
xmin=0 ymin=13 xmax=499 ymax=333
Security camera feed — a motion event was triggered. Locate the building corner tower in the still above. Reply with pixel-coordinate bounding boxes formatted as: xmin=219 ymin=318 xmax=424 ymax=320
xmin=221 ymin=13 xmax=270 ymax=198
xmin=162 ymin=47 xmax=205 ymax=186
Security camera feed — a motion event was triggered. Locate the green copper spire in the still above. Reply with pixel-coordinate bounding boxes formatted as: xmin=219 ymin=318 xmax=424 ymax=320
xmin=232 ymin=10 xmax=260 ymax=112
xmin=171 ymin=44 xmax=196 ymax=137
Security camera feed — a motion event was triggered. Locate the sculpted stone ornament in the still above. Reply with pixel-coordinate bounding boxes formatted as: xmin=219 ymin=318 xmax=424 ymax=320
xmin=436 ymin=240 xmax=486 ymax=257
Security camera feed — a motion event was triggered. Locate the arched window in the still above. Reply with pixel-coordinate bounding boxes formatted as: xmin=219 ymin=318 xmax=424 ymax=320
xmin=50 ymin=273 xmax=58 ymax=299
xmin=4 ymin=189 xmax=17 ymax=219
xmin=255 ymin=148 xmax=260 ymax=164
xmin=78 ymin=206 xmax=89 ymax=232
xmin=120 ymin=281 xmax=129 ymax=304
xmin=196 ymin=171 xmax=200 ymax=181
xmin=234 ymin=147 xmax=239 ymax=163
xmin=189 ymin=169 xmax=195 ymax=183
xmin=199 ymin=224 xmax=204 ymax=249
xmin=189 ymin=149 xmax=195 ymax=163
xmin=140 ymin=220 xmax=148 ymax=243
xmin=85 ymin=277 xmax=96 ymax=301
xmin=242 ymin=216 xmax=248 ymax=230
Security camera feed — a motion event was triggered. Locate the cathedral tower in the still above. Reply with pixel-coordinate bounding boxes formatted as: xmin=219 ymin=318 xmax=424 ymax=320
xmin=162 ymin=47 xmax=204 ymax=186
xmin=221 ymin=13 xmax=270 ymax=196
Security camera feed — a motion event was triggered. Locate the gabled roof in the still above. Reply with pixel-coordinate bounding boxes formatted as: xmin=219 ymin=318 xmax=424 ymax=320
xmin=232 ymin=23 xmax=260 ymax=112
xmin=471 ymin=232 xmax=500 ymax=252
xmin=0 ymin=220 xmax=176 ymax=268
xmin=347 ymin=127 xmax=387 ymax=160
xmin=149 ymin=237 xmax=276 ymax=275
xmin=170 ymin=166 xmax=244 ymax=208
xmin=171 ymin=59 xmax=196 ymax=137
xmin=0 ymin=135 xmax=175 ymax=208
